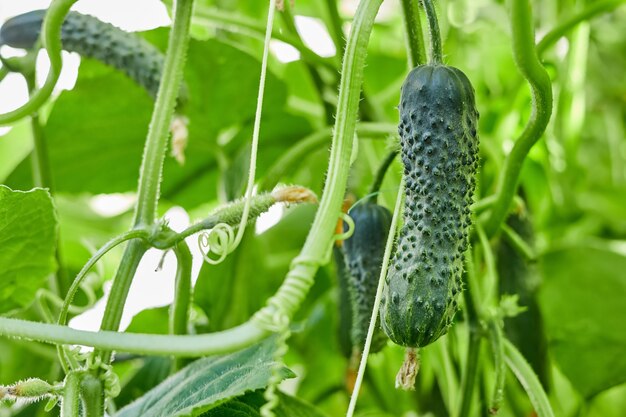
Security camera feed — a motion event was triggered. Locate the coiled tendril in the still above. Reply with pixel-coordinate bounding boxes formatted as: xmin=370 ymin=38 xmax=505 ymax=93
xmin=197 ymin=223 xmax=237 ymax=265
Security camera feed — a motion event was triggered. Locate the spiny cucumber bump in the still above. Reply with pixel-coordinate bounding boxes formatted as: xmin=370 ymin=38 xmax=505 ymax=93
xmin=380 ymin=64 xmax=479 ymax=349
xmin=0 ymin=10 xmax=187 ymax=106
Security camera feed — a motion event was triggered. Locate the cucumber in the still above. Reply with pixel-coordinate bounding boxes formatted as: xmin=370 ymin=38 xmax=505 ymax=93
xmin=0 ymin=10 xmax=186 ymax=104
xmin=497 ymin=211 xmax=549 ymax=387
xmin=333 ymin=245 xmax=354 ymax=359
xmin=380 ymin=64 xmax=479 ymax=349
xmin=343 ymin=200 xmax=392 ymax=355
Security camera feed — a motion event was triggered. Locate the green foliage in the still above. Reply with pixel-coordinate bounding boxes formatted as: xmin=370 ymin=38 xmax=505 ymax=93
xmin=0 ymin=186 xmax=57 ymax=314
xmin=115 ymin=337 xmax=294 ymax=417
xmin=539 ymin=246 xmax=626 ymax=398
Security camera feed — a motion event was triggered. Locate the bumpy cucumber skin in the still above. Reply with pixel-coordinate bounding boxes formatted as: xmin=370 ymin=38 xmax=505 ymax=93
xmin=343 ymin=201 xmax=392 ymax=353
xmin=0 ymin=10 xmax=185 ymax=103
xmin=380 ymin=65 xmax=479 ymax=348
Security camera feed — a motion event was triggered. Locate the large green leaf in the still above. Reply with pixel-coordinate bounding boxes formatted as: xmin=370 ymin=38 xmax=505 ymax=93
xmin=115 ymin=337 xmax=294 ymax=417
xmin=6 ymin=34 xmax=288 ymax=209
xmin=200 ymin=391 xmax=329 ymax=417
xmin=539 ymin=245 xmax=626 ymax=398
xmin=0 ymin=186 xmax=57 ymax=315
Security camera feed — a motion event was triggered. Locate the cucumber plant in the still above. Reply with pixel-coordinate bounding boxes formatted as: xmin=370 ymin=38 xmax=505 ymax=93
xmin=0 ymin=0 xmax=621 ymax=416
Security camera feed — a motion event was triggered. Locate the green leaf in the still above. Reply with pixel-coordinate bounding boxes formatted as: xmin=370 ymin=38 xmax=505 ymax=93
xmin=0 ymin=186 xmax=57 ymax=315
xmin=200 ymin=391 xmax=329 ymax=417
xmin=125 ymin=306 xmax=170 ymax=335
xmin=114 ymin=337 xmax=294 ymax=417
xmin=6 ymin=35 xmax=288 ymax=209
xmin=539 ymin=245 xmax=626 ymax=398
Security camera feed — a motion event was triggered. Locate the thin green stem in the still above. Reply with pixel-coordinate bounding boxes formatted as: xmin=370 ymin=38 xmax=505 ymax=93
xmin=134 ymin=0 xmax=194 ymax=226
xmin=24 ymin=73 xmax=54 ymax=192
xmin=281 ymin=1 xmax=334 ymax=124
xmin=537 ymin=0 xmax=626 ymax=56
xmin=95 ymin=0 xmax=195 ymax=367
xmin=0 ymin=0 xmax=76 ymax=126
xmin=260 ymin=122 xmax=397 ymax=191
xmin=253 ymin=0 xmax=385 ymax=322
xmin=483 ymin=0 xmax=553 ymax=237
xmin=504 ymin=339 xmax=555 ymax=417
xmin=190 ymin=4 xmax=335 ymax=70
xmin=347 ymin=180 xmax=404 ymax=417
xmin=170 ymin=240 xmax=193 ymax=372
xmin=486 ymin=317 xmax=505 ymax=414
xmin=322 ymin=0 xmax=347 ymax=58
xmin=80 ymin=374 xmax=103 ymax=417
xmin=401 ymin=0 xmax=427 ymax=67
xmin=57 ymin=230 xmax=150 ymax=327
xmin=457 ymin=328 xmax=481 ymax=417
xmin=457 ymin=255 xmax=483 ymax=417
xmin=421 ymin=0 xmax=443 ymax=64
xmin=61 ymin=372 xmax=80 ymax=417
xmin=0 ymin=316 xmax=267 ymax=356
xmin=95 ymin=241 xmax=147 ymax=365
xmin=501 ymin=223 xmax=536 ymax=261
xmin=368 ymin=150 xmax=398 ymax=200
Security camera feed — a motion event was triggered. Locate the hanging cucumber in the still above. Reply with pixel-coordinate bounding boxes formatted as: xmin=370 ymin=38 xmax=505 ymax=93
xmin=0 ymin=9 xmax=187 ymax=105
xmin=378 ymin=0 xmax=479 ymax=389
xmin=497 ymin=210 xmax=549 ymax=388
xmin=343 ymin=199 xmax=392 ymax=356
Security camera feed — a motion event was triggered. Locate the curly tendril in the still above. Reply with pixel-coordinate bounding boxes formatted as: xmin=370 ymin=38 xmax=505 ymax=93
xmin=0 ymin=0 xmax=77 ymax=125
xmin=197 ymin=223 xmax=237 ymax=265
xmin=335 ymin=212 xmax=355 ymax=241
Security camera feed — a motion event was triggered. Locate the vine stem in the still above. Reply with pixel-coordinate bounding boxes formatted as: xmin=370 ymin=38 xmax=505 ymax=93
xmin=229 ymin=0 xmax=276 ymax=254
xmin=368 ymin=150 xmax=398 ymax=201
xmin=253 ymin=0 xmax=384 ymax=322
xmin=189 ymin=4 xmax=334 ymax=70
xmin=537 ymin=0 xmax=626 ymax=55
xmin=134 ymin=0 xmax=194 ymax=226
xmin=483 ymin=0 xmax=553 ymax=237
xmin=401 ymin=0 xmax=427 ymax=68
xmin=260 ymin=122 xmax=397 ymax=191
xmin=421 ymin=0 xmax=443 ymax=64
xmin=169 ymin=240 xmax=193 ymax=372
xmin=60 ymin=372 xmax=80 ymax=417
xmin=0 ymin=0 xmax=76 ymax=125
xmin=0 ymin=316 xmax=267 ymax=356
xmin=94 ymin=0 xmax=195 ymax=368
xmin=347 ymin=180 xmax=404 ymax=417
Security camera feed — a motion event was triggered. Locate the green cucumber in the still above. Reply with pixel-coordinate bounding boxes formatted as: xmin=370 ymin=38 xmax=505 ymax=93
xmin=333 ymin=245 xmax=354 ymax=359
xmin=380 ymin=64 xmax=479 ymax=349
xmin=497 ymin=211 xmax=549 ymax=387
xmin=0 ymin=10 xmax=186 ymax=104
xmin=343 ymin=200 xmax=392 ymax=355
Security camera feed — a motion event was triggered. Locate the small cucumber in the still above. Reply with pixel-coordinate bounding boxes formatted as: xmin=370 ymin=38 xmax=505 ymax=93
xmin=343 ymin=200 xmax=392 ymax=354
